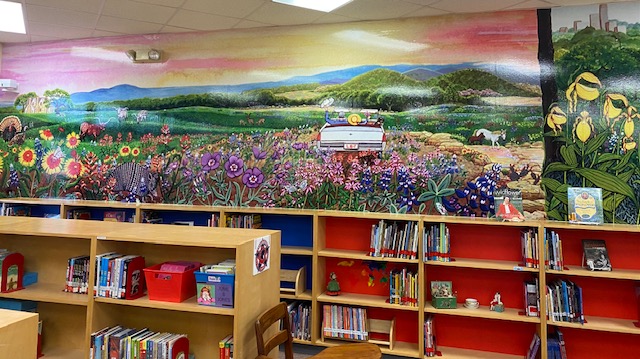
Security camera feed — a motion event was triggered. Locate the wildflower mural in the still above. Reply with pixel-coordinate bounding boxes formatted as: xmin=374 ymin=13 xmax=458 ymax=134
xmin=545 ymin=2 xmax=640 ymax=223
xmin=0 ymin=12 xmax=545 ymax=216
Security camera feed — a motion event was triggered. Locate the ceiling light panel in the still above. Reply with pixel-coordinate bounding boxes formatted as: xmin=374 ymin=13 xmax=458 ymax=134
xmin=273 ymin=0 xmax=354 ymax=12
xmin=0 ymin=1 xmax=26 ymax=34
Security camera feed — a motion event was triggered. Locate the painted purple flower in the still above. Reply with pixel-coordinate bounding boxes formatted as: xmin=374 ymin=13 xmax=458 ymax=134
xmin=201 ymin=152 xmax=221 ymax=172
xmin=252 ymin=146 xmax=267 ymax=160
xmin=225 ymin=155 xmax=244 ymax=178
xmin=242 ymin=167 xmax=264 ymax=188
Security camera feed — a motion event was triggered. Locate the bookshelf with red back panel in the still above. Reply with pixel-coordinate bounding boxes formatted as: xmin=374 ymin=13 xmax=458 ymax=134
xmin=315 ymin=212 xmax=422 ymax=357
xmin=423 ymin=219 xmax=543 ymax=358
xmin=543 ymin=222 xmax=640 ymax=358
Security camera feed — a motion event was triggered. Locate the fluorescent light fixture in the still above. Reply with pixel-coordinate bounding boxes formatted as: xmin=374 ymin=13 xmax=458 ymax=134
xmin=0 ymin=1 xmax=26 ymax=34
xmin=272 ymin=0 xmax=353 ymax=12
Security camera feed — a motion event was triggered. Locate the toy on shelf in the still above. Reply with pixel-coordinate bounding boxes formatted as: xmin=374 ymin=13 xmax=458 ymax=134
xmin=326 ymin=272 xmax=341 ymax=296
xmin=490 ymin=291 xmax=504 ymax=312
xmin=430 ymin=281 xmax=456 ymax=309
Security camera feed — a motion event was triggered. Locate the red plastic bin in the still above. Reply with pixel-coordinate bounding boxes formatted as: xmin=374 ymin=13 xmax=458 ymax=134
xmin=143 ymin=262 xmax=202 ymax=302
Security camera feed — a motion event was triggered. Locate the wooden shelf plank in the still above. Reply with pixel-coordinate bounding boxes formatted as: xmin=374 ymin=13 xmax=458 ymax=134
xmin=543 ymin=220 xmax=640 ymax=233
xmin=436 ymin=346 xmax=524 ymax=359
xmin=318 ymin=292 xmax=419 ymax=311
xmin=318 ymin=339 xmax=420 ymax=358
xmin=424 ymin=302 xmax=540 ymax=323
xmin=0 ymin=283 xmax=88 ymax=306
xmin=318 ymin=248 xmax=420 ymax=263
xmin=39 ymin=348 xmax=84 ymax=359
xmin=319 ymin=210 xmax=419 ymax=221
xmin=281 ymin=289 xmax=312 ymax=301
xmin=549 ymin=315 xmax=640 ymax=335
xmin=547 ymin=265 xmax=640 ymax=281
xmin=425 ymin=258 xmax=539 ymax=273
xmin=94 ymin=295 xmax=235 ymax=315
xmin=282 ymin=246 xmax=313 ymax=255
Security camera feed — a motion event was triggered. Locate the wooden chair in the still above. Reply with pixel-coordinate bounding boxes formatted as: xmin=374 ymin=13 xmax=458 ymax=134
xmin=255 ymin=302 xmax=382 ymax=359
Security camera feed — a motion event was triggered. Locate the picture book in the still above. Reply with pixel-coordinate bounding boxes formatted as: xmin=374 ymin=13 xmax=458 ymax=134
xmin=493 ymin=188 xmax=524 ymax=222
xmin=582 ymin=239 xmax=612 ymax=271
xmin=103 ymin=211 xmax=126 ymax=222
xmin=568 ymin=187 xmax=603 ymax=225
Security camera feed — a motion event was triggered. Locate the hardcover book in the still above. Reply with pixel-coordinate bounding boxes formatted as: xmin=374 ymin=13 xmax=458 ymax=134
xmin=568 ymin=187 xmax=603 ymax=225
xmin=494 ymin=188 xmax=524 ymax=222
xmin=582 ymin=239 xmax=612 ymax=271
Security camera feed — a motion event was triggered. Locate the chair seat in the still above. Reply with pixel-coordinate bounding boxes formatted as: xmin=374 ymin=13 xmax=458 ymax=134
xmin=310 ymin=343 xmax=382 ymax=359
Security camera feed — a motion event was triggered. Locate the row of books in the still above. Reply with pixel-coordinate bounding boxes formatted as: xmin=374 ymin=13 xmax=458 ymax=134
xmin=90 ymin=325 xmax=188 ymax=359
xmin=547 ymin=329 xmax=568 ymax=359
xmin=545 ymin=229 xmax=565 ymax=270
xmin=286 ymin=301 xmax=311 ymax=341
xmin=424 ymin=314 xmax=436 ymax=357
xmin=369 ymin=220 xmax=419 ymax=259
xmin=389 ymin=268 xmax=418 ymax=307
xmin=208 ymin=213 xmax=219 ymax=227
xmin=0 ymin=204 xmax=31 ymax=216
xmin=64 ymin=255 xmax=90 ymax=294
xmin=521 ymin=228 xmax=539 ymax=268
xmin=218 ymin=334 xmax=234 ymax=359
xmin=423 ymin=223 xmax=450 ymax=262
xmin=94 ymin=252 xmax=146 ymax=300
xmin=199 ymin=259 xmax=235 ymax=274
xmin=225 ymin=214 xmax=261 ymax=228
xmin=322 ymin=304 xmax=368 ymax=341
xmin=523 ymin=278 xmax=540 ymax=317
xmin=546 ymin=279 xmax=584 ymax=324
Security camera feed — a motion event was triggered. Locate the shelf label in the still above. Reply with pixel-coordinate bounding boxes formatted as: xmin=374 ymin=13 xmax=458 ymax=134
xmin=513 ymin=266 xmax=523 ymax=271
xmin=97 ymin=236 xmax=106 ymax=240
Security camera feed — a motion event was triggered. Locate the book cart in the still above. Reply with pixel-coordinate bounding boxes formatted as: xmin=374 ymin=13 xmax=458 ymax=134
xmin=1 ymin=197 xmax=640 ymax=358
xmin=0 ymin=215 xmax=281 ymax=359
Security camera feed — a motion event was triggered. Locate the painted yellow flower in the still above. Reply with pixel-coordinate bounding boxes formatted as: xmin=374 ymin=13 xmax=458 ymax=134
xmin=39 ymin=128 xmax=54 ymax=141
xmin=18 ymin=147 xmax=36 ymax=167
xmin=0 ymin=156 xmax=3 ymax=176
xmin=65 ymin=158 xmax=84 ymax=178
xmin=131 ymin=147 xmax=140 ymax=157
xmin=66 ymin=131 xmax=81 ymax=149
xmin=546 ymin=105 xmax=567 ymax=135
xmin=603 ymin=94 xmax=628 ymax=128
xmin=119 ymin=145 xmax=131 ymax=157
xmin=42 ymin=148 xmax=64 ymax=174
xmin=566 ymin=72 xmax=601 ymax=113
xmin=573 ymin=111 xmax=594 ymax=143
xmin=11 ymin=147 xmax=18 ymax=153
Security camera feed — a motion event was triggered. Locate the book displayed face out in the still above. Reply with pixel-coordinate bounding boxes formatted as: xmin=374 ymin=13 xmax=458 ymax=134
xmin=582 ymin=239 xmax=612 ymax=271
xmin=568 ymin=187 xmax=603 ymax=225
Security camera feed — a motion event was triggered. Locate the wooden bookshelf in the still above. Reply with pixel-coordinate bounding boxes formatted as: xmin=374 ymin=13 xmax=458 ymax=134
xmin=0 ymin=215 xmax=281 ymax=359
xmin=2 ymin=198 xmax=640 ymax=359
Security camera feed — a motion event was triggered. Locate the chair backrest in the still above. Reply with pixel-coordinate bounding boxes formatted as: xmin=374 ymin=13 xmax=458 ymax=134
xmin=255 ymin=301 xmax=294 ymax=359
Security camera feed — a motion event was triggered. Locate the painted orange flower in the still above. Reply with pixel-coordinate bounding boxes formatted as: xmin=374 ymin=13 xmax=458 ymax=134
xmin=0 ymin=156 xmax=3 ymax=176
xmin=119 ymin=145 xmax=131 ymax=157
xmin=66 ymin=131 xmax=80 ymax=148
xmin=42 ymin=148 xmax=64 ymax=174
xmin=65 ymin=158 xmax=84 ymax=178
xmin=39 ymin=129 xmax=54 ymax=141
xmin=131 ymin=147 xmax=140 ymax=157
xmin=18 ymin=147 xmax=36 ymax=167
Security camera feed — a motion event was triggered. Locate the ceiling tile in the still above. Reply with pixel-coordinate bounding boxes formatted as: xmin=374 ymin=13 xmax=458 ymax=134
xmin=169 ymin=9 xmax=241 ymax=31
xmin=398 ymin=6 xmax=450 ymax=17
xmin=132 ymin=0 xmax=186 ymax=7
xmin=96 ymin=15 xmax=164 ymax=34
xmin=28 ymin=22 xmax=95 ymax=39
xmin=312 ymin=13 xmax=360 ymax=25
xmin=183 ymin=0 xmax=265 ymax=18
xmin=26 ymin=4 xmax=99 ymax=29
xmin=233 ymin=19 xmax=274 ymax=30
xmin=505 ymin=0 xmax=556 ymax=10
xmin=102 ymin=0 xmax=176 ymax=24
xmin=0 ymin=32 xmax=31 ymax=44
xmin=402 ymin=0 xmax=441 ymax=5
xmin=333 ymin=0 xmax=425 ymax=20
xmin=429 ymin=0 xmax=525 ymax=13
xmin=25 ymin=0 xmax=104 ymax=14
xmin=159 ymin=25 xmax=200 ymax=33
xmin=245 ymin=2 xmax=324 ymax=26
xmin=29 ymin=34 xmax=65 ymax=42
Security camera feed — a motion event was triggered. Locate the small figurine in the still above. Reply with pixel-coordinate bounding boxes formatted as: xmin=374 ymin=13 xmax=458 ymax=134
xmin=326 ymin=272 xmax=341 ymax=296
xmin=490 ymin=291 xmax=504 ymax=312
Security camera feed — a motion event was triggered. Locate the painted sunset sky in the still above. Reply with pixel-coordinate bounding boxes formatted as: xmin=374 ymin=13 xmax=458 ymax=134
xmin=0 ymin=10 xmax=539 ymax=96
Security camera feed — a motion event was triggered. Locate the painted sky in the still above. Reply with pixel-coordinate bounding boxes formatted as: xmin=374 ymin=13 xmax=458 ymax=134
xmin=552 ymin=2 xmax=639 ymax=30
xmin=0 ymin=10 xmax=539 ymax=95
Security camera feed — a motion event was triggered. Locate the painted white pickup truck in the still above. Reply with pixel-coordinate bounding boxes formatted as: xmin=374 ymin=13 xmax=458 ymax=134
xmin=317 ymin=110 xmax=386 ymax=152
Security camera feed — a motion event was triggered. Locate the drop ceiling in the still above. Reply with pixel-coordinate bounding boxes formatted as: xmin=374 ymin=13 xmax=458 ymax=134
xmin=0 ymin=0 xmax=631 ymax=44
